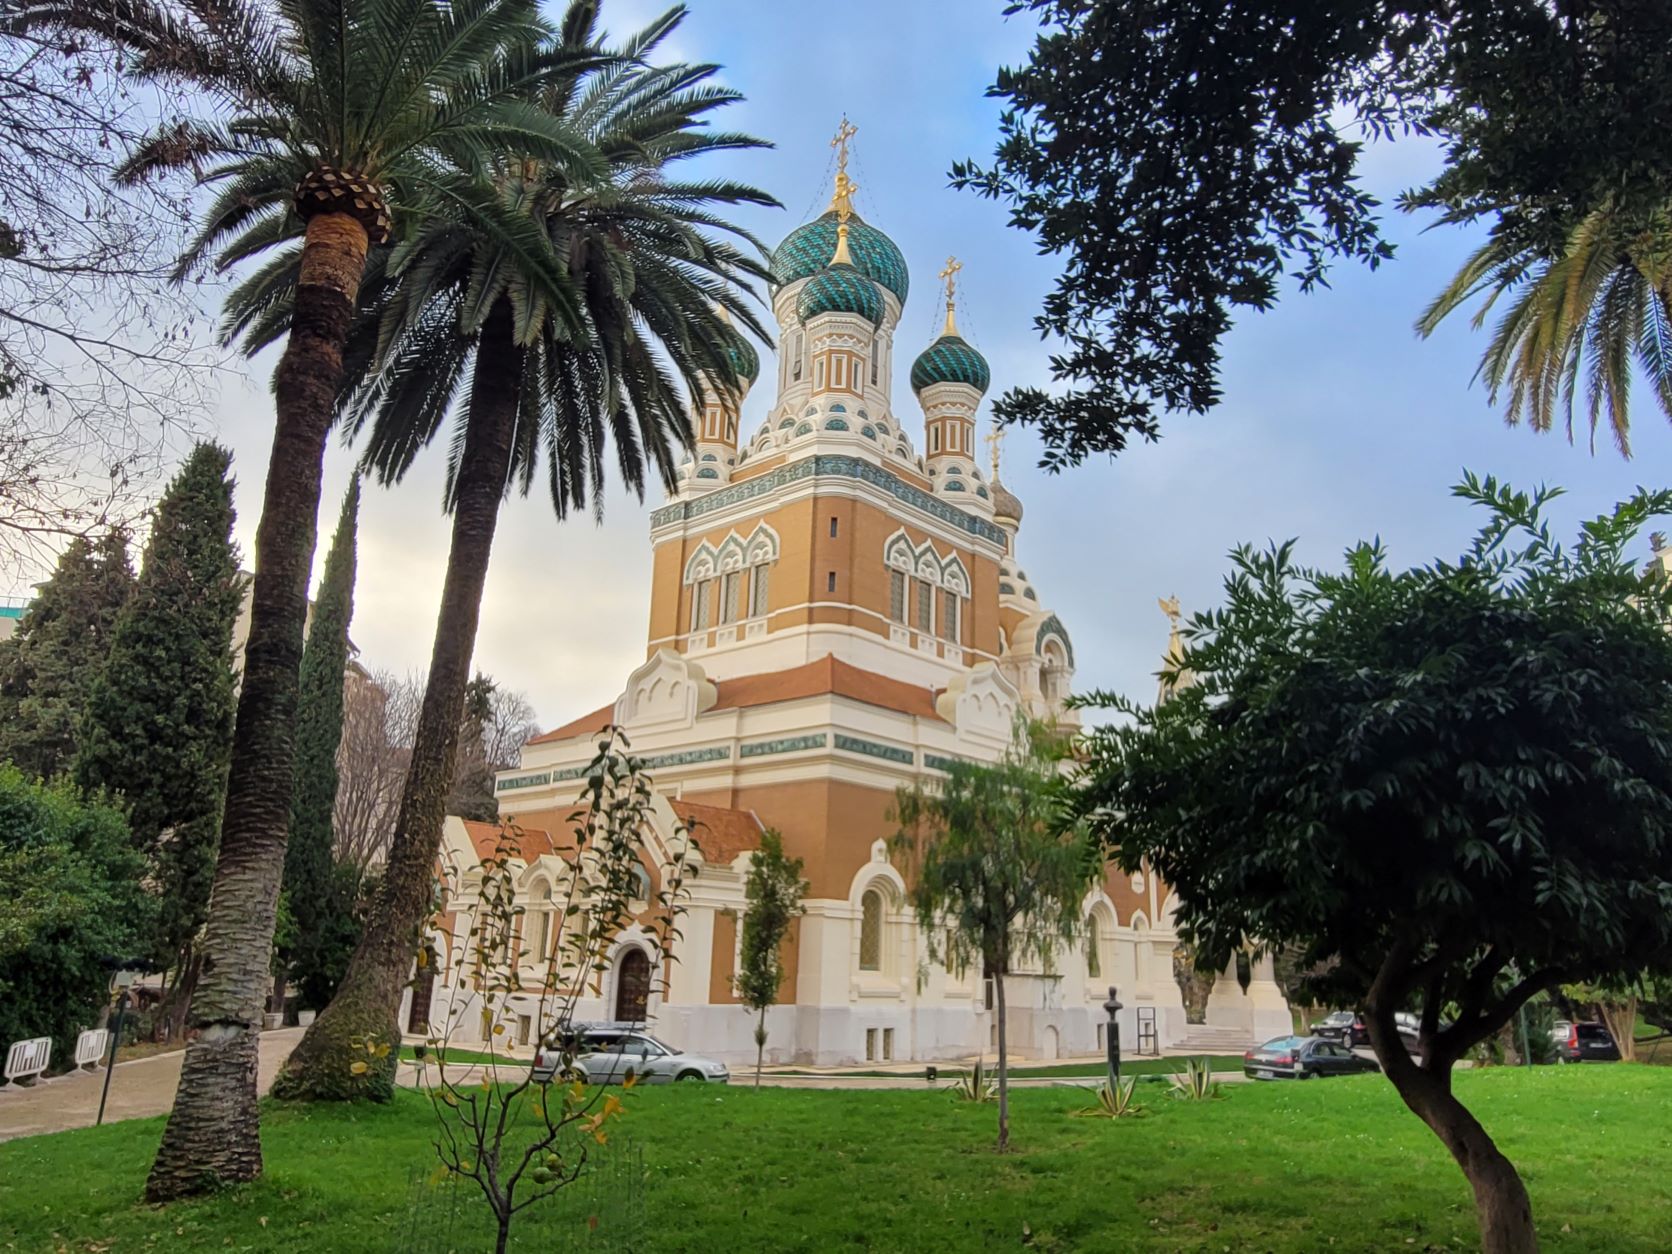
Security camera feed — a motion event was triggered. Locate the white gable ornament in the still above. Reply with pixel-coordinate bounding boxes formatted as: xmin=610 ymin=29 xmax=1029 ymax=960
xmin=614 ymin=650 xmax=718 ymax=732
xmin=936 ymin=662 xmax=1020 ymax=750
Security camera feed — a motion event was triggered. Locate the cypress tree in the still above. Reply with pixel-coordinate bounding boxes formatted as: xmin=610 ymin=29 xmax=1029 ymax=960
xmin=75 ymin=443 xmax=242 ymax=972
xmin=0 ymin=530 xmax=135 ymax=778
xmin=281 ymin=479 xmax=361 ymax=1010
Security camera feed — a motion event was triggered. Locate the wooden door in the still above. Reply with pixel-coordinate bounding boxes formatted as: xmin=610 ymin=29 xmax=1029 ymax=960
xmin=614 ymin=949 xmax=651 ymax=1022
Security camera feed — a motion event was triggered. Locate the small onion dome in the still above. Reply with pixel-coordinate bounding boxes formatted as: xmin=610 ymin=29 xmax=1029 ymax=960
xmin=797 ymin=264 xmax=884 ymax=327
xmin=723 ymin=329 xmax=760 ymax=382
xmin=772 ymin=210 xmax=910 ymax=302
xmin=910 ymin=334 xmax=991 ymax=395
xmin=991 ymin=478 xmax=1024 ymax=525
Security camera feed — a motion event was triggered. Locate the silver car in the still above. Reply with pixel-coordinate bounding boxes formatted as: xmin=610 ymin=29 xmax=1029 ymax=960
xmin=532 ymin=1023 xmax=730 ymax=1086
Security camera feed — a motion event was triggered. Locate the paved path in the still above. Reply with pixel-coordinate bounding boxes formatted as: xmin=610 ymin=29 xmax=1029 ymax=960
xmin=0 ymin=1028 xmax=305 ymax=1143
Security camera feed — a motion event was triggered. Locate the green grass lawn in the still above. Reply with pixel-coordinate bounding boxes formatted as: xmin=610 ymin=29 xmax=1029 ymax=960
xmin=3 ymin=1066 xmax=1669 ymax=1251
xmin=398 ymin=1047 xmax=1247 ymax=1080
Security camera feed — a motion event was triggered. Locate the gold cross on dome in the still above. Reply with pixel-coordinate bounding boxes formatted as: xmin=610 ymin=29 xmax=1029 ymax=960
xmin=939 ymin=255 xmax=963 ymax=300
xmin=1159 ymin=595 xmax=1182 ymax=626
xmin=985 ymin=422 xmax=1004 ymax=479
xmin=938 ymin=255 xmax=963 ymax=335
xmin=831 ymin=115 xmax=857 ymax=175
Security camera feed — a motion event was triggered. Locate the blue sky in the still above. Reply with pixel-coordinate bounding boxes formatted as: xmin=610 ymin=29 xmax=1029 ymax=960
xmin=202 ymin=0 xmax=1672 ymax=727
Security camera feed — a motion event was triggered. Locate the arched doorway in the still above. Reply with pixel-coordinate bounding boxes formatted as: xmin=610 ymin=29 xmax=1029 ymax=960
xmin=614 ymin=948 xmax=651 ymax=1023
xmin=1042 ymin=1025 xmax=1060 ymax=1060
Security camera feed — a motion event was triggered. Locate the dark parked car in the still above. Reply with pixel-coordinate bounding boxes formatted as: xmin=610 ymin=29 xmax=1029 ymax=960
xmin=1310 ymin=1011 xmax=1422 ymax=1053
xmin=1309 ymin=1011 xmax=1362 ymax=1045
xmin=1244 ymin=1035 xmax=1381 ymax=1080
xmin=1563 ymin=1022 xmax=1620 ymax=1063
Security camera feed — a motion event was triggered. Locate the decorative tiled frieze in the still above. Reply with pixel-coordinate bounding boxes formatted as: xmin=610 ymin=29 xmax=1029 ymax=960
xmin=833 ymin=734 xmax=914 ymax=765
xmin=740 ymin=733 xmax=829 ymax=758
xmin=652 ymin=454 xmax=1005 ymax=545
xmin=641 ymin=745 xmax=732 ymax=769
xmin=923 ymin=753 xmax=966 ymax=773
xmin=495 ymin=763 xmax=591 ymax=792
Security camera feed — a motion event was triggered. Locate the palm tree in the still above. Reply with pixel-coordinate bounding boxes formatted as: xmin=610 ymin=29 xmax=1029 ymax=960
xmin=21 ymin=0 xmax=602 ymax=1199
xmin=227 ymin=1 xmax=776 ymax=1098
xmin=1417 ymin=202 xmax=1672 ymax=457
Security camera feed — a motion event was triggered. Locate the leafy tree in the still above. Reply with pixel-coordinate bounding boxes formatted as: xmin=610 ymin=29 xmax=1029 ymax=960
xmin=1070 ymin=475 xmax=1672 ymax=1253
xmin=274 ymin=1 xmax=772 ymax=1101
xmin=279 ymin=480 xmax=361 ymax=1011
xmin=74 ymin=443 xmax=241 ymax=1007
xmin=0 ymin=530 xmax=134 ymax=778
xmin=0 ymin=764 xmax=153 ymax=1063
xmin=23 ymin=0 xmax=599 ymax=1198
xmin=413 ymin=730 xmax=698 ymax=1254
xmin=893 ymin=725 xmax=1093 ymax=1151
xmin=736 ymin=829 xmax=806 ymax=1089
xmin=955 ymin=1 xmax=1672 ymax=466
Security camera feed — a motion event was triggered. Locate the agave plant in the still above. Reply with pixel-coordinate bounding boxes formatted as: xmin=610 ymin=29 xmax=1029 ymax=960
xmin=949 ymin=1057 xmax=998 ymax=1103
xmin=1167 ymin=1056 xmax=1221 ymax=1101
xmin=1089 ymin=1074 xmax=1142 ymax=1118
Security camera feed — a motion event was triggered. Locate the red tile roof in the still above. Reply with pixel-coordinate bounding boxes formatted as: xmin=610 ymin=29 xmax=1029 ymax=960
xmin=525 ymin=655 xmax=944 ymax=751
xmin=668 ymin=799 xmax=764 ymax=864
xmin=460 ymin=819 xmax=559 ymax=864
xmin=712 ymin=655 xmax=942 ymax=721
xmin=527 ymin=701 xmax=614 ymax=746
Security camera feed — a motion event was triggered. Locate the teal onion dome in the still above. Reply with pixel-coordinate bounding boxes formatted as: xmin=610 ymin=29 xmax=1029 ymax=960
xmin=723 ymin=329 xmax=760 ymax=382
xmin=910 ymin=335 xmax=991 ymax=394
xmin=797 ymin=264 xmax=884 ymax=326
xmin=772 ymin=210 xmax=909 ymax=303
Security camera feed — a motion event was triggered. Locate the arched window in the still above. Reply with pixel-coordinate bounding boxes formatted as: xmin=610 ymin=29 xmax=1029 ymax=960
xmin=526 ymin=883 xmax=550 ymax=966
xmin=858 ymin=888 xmax=884 ymax=972
xmin=1083 ymin=918 xmax=1101 ymax=979
xmin=792 ymin=331 xmax=805 ymax=380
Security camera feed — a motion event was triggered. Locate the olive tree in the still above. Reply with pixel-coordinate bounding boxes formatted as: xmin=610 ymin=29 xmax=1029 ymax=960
xmin=893 ymin=724 xmax=1094 ymax=1151
xmin=1070 ymin=474 xmax=1672 ymax=1253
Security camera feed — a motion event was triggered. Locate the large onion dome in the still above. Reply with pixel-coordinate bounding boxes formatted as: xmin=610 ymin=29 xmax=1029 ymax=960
xmin=991 ymin=478 xmax=1024 ymax=525
xmin=723 ymin=328 xmax=760 ymax=382
xmin=772 ymin=210 xmax=909 ymax=303
xmin=797 ymin=263 xmax=884 ymax=326
xmin=910 ymin=334 xmax=991 ymax=394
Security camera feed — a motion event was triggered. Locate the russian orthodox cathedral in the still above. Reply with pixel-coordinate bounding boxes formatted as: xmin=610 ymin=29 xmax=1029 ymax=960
xmin=408 ymin=124 xmax=1291 ymax=1064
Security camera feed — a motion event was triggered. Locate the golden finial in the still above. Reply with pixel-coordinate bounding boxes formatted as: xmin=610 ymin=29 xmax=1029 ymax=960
xmin=985 ymin=422 xmax=1004 ymax=481
xmin=1159 ymin=595 xmax=1181 ymax=627
xmin=830 ymin=115 xmax=857 ymax=187
xmin=827 ymin=117 xmax=859 ymax=265
xmin=938 ymin=255 xmax=963 ymax=337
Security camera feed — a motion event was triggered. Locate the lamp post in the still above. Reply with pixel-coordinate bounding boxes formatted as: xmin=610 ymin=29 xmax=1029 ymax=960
xmin=1103 ymin=985 xmax=1123 ymax=1088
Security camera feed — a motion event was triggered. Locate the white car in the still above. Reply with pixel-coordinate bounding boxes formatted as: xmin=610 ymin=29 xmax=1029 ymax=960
xmin=533 ymin=1023 xmax=729 ymax=1086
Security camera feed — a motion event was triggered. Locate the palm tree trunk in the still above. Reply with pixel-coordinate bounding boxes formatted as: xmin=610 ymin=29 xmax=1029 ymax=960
xmin=145 ymin=211 xmax=369 ymax=1201
xmin=754 ymin=1006 xmax=767 ymax=1090
xmin=276 ymin=298 xmax=525 ymax=1100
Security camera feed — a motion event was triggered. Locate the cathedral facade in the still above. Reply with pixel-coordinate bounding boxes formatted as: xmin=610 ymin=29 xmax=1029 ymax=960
xmin=404 ymin=139 xmax=1292 ymax=1065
